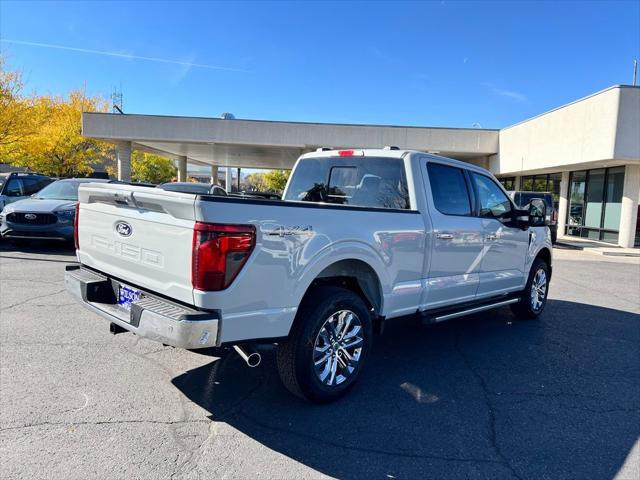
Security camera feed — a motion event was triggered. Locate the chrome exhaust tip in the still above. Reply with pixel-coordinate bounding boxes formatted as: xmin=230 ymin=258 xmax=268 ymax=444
xmin=233 ymin=345 xmax=261 ymax=368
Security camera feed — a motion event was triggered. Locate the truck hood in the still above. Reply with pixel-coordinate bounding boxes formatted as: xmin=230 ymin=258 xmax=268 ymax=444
xmin=3 ymin=198 xmax=76 ymax=213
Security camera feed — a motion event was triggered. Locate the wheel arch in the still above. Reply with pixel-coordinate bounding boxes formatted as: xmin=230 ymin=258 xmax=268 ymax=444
xmin=302 ymin=258 xmax=384 ymax=315
xmin=533 ymin=247 xmax=552 ymax=278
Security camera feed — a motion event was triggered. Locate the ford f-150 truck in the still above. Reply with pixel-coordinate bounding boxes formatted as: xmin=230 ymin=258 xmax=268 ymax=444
xmin=66 ymin=148 xmax=552 ymax=403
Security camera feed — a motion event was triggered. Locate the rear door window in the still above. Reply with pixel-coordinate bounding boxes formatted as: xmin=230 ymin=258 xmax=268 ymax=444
xmin=426 ymin=163 xmax=472 ymax=216
xmin=22 ymin=177 xmax=50 ymax=196
xmin=284 ymin=157 xmax=410 ymax=210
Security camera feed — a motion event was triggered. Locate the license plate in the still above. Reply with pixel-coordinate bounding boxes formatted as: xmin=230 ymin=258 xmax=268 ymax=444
xmin=117 ymin=284 xmax=142 ymax=311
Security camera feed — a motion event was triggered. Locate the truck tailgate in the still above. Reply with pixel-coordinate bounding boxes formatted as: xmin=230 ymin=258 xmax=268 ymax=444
xmin=76 ymin=183 xmax=196 ymax=305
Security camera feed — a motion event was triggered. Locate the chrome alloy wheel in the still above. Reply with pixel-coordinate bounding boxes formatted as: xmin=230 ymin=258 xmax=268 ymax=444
xmin=313 ymin=310 xmax=364 ymax=386
xmin=530 ymin=268 xmax=547 ymax=312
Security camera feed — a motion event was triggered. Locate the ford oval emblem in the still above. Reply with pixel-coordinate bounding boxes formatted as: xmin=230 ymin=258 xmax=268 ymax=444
xmin=24 ymin=213 xmax=37 ymax=220
xmin=115 ymin=221 xmax=133 ymax=237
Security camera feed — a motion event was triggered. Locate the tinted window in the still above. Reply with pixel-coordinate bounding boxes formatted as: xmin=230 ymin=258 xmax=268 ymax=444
xmin=427 ymin=163 xmax=471 ymax=216
xmin=471 ymin=173 xmax=512 ymax=218
xmin=284 ymin=157 xmax=410 ymax=209
xmin=210 ymin=186 xmax=227 ymax=196
xmin=5 ymin=178 xmax=26 ymax=197
xmin=515 ymin=192 xmax=553 ymax=209
xmin=22 ymin=177 xmax=51 ymax=196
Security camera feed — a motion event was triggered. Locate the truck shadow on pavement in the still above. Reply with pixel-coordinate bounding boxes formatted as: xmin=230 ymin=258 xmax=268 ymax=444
xmin=173 ymin=300 xmax=640 ymax=480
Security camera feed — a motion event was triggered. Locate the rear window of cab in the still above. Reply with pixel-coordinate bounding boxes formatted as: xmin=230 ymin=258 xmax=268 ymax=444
xmin=284 ymin=157 xmax=410 ymax=210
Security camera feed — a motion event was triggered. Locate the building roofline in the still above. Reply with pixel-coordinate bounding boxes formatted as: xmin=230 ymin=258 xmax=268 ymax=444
xmin=501 ymin=84 xmax=639 ymax=131
xmin=82 ymin=111 xmax=499 ymax=132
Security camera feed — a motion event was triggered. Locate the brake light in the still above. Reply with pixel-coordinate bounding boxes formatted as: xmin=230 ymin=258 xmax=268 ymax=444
xmin=337 ymin=150 xmax=364 ymax=157
xmin=74 ymin=202 xmax=80 ymax=249
xmin=552 ymin=209 xmax=558 ymax=223
xmin=192 ymin=223 xmax=256 ymax=291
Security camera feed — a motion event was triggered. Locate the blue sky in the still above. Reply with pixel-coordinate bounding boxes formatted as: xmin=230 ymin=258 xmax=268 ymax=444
xmin=1 ymin=0 xmax=639 ymax=129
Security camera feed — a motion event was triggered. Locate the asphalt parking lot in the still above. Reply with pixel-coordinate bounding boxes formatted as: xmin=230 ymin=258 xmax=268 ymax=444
xmin=1 ymin=242 xmax=639 ymax=480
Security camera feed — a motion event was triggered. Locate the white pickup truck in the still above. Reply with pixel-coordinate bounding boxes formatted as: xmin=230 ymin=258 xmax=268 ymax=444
xmin=66 ymin=148 xmax=552 ymax=403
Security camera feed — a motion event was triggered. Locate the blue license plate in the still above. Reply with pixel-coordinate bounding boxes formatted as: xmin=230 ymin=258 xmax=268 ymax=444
xmin=117 ymin=284 xmax=142 ymax=311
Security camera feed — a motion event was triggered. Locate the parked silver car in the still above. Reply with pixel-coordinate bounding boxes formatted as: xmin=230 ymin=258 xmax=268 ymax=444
xmin=0 ymin=178 xmax=109 ymax=243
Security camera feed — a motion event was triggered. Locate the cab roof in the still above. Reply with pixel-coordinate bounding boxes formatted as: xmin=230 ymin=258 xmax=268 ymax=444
xmin=299 ymin=148 xmax=493 ymax=176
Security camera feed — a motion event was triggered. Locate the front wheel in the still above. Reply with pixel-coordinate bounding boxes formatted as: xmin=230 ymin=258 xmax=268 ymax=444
xmin=276 ymin=286 xmax=372 ymax=403
xmin=511 ymin=258 xmax=550 ymax=319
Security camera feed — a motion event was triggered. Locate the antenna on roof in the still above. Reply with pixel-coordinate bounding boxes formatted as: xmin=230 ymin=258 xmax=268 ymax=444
xmin=633 ymin=59 xmax=638 ymax=87
xmin=111 ymin=83 xmax=124 ymax=114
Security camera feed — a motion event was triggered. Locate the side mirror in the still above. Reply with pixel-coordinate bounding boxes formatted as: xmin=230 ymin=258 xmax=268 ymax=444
xmin=528 ymin=198 xmax=547 ymax=227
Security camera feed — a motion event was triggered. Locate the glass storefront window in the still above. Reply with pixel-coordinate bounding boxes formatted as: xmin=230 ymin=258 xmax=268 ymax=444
xmin=534 ymin=177 xmax=548 ymax=192
xmin=498 ymin=177 xmax=515 ymax=190
xmin=548 ymin=173 xmax=562 ymax=209
xmin=568 ymin=171 xmax=586 ymax=229
xmin=565 ymin=167 xmax=625 ymax=244
xmin=584 ymin=169 xmax=605 ymax=228
xmin=522 ymin=176 xmax=534 ymax=191
xmin=603 ymin=167 xmax=624 ymax=230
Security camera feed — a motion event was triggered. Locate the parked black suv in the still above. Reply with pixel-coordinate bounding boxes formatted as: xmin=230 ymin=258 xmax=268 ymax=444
xmin=508 ymin=191 xmax=558 ymax=244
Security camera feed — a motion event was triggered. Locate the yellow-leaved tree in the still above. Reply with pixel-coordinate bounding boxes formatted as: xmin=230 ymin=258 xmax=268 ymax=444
xmin=11 ymin=91 xmax=114 ymax=178
xmin=1 ymin=55 xmax=115 ymax=177
xmin=0 ymin=57 xmax=37 ymax=160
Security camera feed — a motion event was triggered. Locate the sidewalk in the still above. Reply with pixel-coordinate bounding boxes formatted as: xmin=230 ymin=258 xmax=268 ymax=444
xmin=556 ymin=236 xmax=640 ymax=258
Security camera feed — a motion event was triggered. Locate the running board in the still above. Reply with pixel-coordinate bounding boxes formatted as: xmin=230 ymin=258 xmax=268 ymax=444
xmin=423 ymin=298 xmax=519 ymax=324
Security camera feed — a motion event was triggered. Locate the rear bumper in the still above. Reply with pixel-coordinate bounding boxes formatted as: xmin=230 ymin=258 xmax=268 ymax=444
xmin=65 ymin=265 xmax=220 ymax=349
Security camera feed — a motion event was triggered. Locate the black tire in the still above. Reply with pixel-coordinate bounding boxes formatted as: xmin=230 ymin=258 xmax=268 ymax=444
xmin=510 ymin=258 xmax=550 ymax=319
xmin=551 ymin=229 xmax=557 ymax=245
xmin=276 ymin=286 xmax=373 ymax=403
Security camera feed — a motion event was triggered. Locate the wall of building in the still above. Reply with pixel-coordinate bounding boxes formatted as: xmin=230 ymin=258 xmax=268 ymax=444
xmin=492 ymin=86 xmax=639 ymax=176
xmin=614 ymin=86 xmax=640 ymax=161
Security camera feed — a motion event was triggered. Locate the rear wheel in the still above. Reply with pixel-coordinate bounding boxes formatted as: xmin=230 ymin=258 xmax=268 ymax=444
xmin=511 ymin=258 xmax=550 ymax=319
xmin=276 ymin=286 xmax=372 ymax=403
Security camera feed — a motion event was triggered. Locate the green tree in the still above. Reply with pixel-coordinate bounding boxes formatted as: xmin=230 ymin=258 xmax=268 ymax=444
xmin=244 ymin=172 xmax=268 ymax=191
xmin=263 ymin=169 xmax=290 ymax=193
xmin=131 ymin=151 xmax=177 ymax=184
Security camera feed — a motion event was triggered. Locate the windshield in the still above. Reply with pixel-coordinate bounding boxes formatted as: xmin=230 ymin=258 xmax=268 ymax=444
xmin=0 ymin=173 xmax=8 ymax=190
xmin=34 ymin=180 xmax=84 ymax=200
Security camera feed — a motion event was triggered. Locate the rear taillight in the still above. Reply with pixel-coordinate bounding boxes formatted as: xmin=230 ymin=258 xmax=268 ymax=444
xmin=192 ymin=223 xmax=256 ymax=291
xmin=73 ymin=202 xmax=80 ymax=249
xmin=552 ymin=210 xmax=558 ymax=223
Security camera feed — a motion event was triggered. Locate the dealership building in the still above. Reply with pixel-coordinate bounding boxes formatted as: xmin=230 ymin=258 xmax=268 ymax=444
xmin=82 ymin=84 xmax=640 ymax=248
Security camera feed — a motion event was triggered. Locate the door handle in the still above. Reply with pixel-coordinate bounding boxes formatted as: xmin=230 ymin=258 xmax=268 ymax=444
xmin=486 ymin=233 xmax=498 ymax=241
xmin=436 ymin=232 xmax=454 ymax=240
